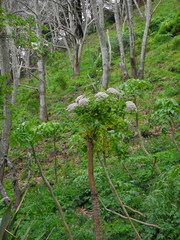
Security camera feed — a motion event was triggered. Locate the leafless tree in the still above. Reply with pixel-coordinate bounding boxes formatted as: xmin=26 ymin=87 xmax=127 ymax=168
xmin=48 ymin=0 xmax=91 ymax=78
xmin=0 ymin=0 xmax=29 ymax=207
xmin=112 ymin=0 xmax=160 ymax=80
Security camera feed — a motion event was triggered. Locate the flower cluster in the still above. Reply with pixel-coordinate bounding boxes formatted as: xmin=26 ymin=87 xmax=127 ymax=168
xmin=125 ymin=101 xmax=137 ymax=112
xmin=94 ymin=92 xmax=109 ymax=100
xmin=66 ymin=88 xmax=126 ymax=112
xmin=75 ymin=94 xmax=85 ymax=103
xmin=79 ymin=98 xmax=89 ymax=106
xmin=107 ymin=88 xmax=123 ymax=95
xmin=66 ymin=95 xmax=89 ymax=111
xmin=66 ymin=103 xmax=79 ymax=111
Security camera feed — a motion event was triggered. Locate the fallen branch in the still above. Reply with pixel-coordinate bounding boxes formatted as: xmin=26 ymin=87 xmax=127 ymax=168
xmin=100 ymin=198 xmax=160 ymax=229
xmin=18 ymin=84 xmax=39 ymax=91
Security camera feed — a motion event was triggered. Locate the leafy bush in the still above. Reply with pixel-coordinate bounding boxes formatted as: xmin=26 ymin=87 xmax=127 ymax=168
xmin=171 ymin=35 xmax=180 ymax=50
xmin=150 ymin=98 xmax=179 ymax=130
xmin=48 ymin=71 xmax=67 ymax=90
xmin=159 ymin=13 xmax=180 ymax=37
xmin=168 ymin=62 xmax=180 ymax=73
xmin=142 ymin=165 xmax=180 ymax=240
xmin=154 ymin=32 xmax=173 ymax=43
xmin=150 ymin=16 xmax=166 ymax=33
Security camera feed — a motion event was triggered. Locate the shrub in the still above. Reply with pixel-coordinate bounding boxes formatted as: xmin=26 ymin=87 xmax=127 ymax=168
xmin=142 ymin=165 xmax=180 ymax=240
xmin=171 ymin=35 xmax=180 ymax=50
xmin=168 ymin=62 xmax=180 ymax=73
xmin=159 ymin=13 xmax=180 ymax=37
xmin=150 ymin=16 xmax=166 ymax=33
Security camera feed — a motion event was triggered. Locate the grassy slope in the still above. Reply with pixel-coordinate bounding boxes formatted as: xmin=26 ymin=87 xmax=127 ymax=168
xmin=1 ymin=0 xmax=180 ymax=239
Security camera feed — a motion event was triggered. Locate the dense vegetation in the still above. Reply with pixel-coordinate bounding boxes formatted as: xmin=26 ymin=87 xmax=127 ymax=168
xmin=0 ymin=0 xmax=179 ymax=239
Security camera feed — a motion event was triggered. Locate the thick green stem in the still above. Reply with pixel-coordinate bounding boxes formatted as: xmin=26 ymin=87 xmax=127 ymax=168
xmin=86 ymin=137 xmax=103 ymax=240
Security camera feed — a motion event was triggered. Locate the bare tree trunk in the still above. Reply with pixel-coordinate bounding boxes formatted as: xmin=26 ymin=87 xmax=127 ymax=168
xmin=138 ymin=0 xmax=151 ymax=79
xmin=38 ymin=55 xmax=48 ymax=122
xmin=6 ymin=24 xmax=20 ymax=104
xmin=133 ymin=0 xmax=144 ymax=20
xmin=86 ymin=137 xmax=102 ymax=240
xmin=24 ymin=49 xmax=32 ymax=80
xmin=6 ymin=158 xmax=23 ymax=208
xmin=126 ymin=0 xmax=137 ymax=78
xmin=0 ymin=1 xmax=30 ymax=206
xmin=106 ymin=29 xmax=112 ymax=66
xmin=114 ymin=0 xmax=129 ymax=80
xmin=73 ymin=41 xmax=81 ymax=78
xmin=90 ymin=0 xmax=109 ymax=89
xmin=0 ymin=21 xmax=12 ymax=185
xmin=34 ymin=0 xmax=48 ymax=122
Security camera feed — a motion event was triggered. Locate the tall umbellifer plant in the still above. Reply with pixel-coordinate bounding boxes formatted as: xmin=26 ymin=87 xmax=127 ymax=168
xmin=35 ymin=121 xmax=62 ymax=183
xmin=66 ymin=89 xmax=129 ymax=240
xmin=121 ymin=79 xmax=149 ymax=152
xmin=120 ymin=79 xmax=162 ymax=175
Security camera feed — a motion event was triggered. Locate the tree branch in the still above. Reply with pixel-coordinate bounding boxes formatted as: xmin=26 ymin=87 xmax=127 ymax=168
xmin=18 ymin=84 xmax=39 ymax=91
xmin=99 ymin=198 xmax=161 ymax=229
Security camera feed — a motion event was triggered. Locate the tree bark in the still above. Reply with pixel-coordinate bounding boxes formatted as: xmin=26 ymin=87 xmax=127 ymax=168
xmin=5 ymin=24 xmax=20 ymax=104
xmin=38 ymin=55 xmax=48 ymax=122
xmin=0 ymin=18 xmax=12 ymax=185
xmin=90 ymin=0 xmax=109 ymax=89
xmin=138 ymin=0 xmax=151 ymax=79
xmin=0 ymin=0 xmax=25 ymax=207
xmin=6 ymin=158 xmax=23 ymax=208
xmin=114 ymin=0 xmax=129 ymax=80
xmin=86 ymin=137 xmax=102 ymax=240
xmin=34 ymin=0 xmax=48 ymax=122
xmin=126 ymin=0 xmax=137 ymax=78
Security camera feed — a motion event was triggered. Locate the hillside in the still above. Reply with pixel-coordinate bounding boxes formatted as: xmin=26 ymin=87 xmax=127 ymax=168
xmin=0 ymin=0 xmax=180 ymax=240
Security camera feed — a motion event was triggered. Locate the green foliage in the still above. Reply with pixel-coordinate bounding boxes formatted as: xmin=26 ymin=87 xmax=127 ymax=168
xmin=11 ymin=121 xmax=43 ymax=147
xmin=150 ymin=16 xmax=166 ymax=33
xmin=35 ymin=121 xmax=62 ymax=138
xmin=142 ymin=165 xmax=180 ymax=240
xmin=1 ymin=1 xmax=180 ymax=239
xmin=150 ymin=98 xmax=179 ymax=129
xmin=168 ymin=62 xmax=180 ymax=73
xmin=120 ymin=78 xmax=150 ymax=98
xmin=159 ymin=13 xmax=180 ymax=37
xmin=47 ymin=71 xmax=67 ymax=91
xmin=171 ymin=35 xmax=180 ymax=50
xmin=67 ymin=92 xmax=129 ymax=156
xmin=0 ymin=193 xmax=47 ymax=240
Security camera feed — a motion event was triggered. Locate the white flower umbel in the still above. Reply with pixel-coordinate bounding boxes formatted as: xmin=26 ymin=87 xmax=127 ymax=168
xmin=125 ymin=101 xmax=137 ymax=112
xmin=75 ymin=94 xmax=85 ymax=103
xmin=94 ymin=92 xmax=109 ymax=100
xmin=107 ymin=88 xmax=122 ymax=95
xmin=78 ymin=98 xmax=89 ymax=106
xmin=66 ymin=103 xmax=79 ymax=111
